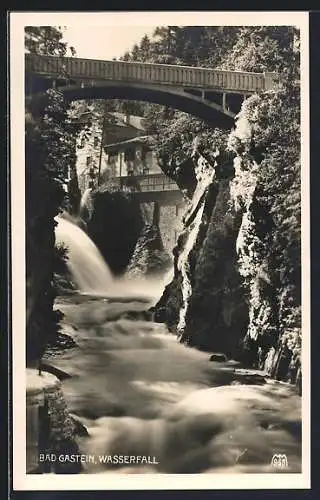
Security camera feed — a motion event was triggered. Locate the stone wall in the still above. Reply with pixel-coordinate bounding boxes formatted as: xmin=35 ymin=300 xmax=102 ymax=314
xmin=158 ymin=203 xmax=186 ymax=256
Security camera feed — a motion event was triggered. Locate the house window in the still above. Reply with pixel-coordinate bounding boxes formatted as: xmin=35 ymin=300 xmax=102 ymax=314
xmin=86 ymin=156 xmax=92 ymax=166
xmin=94 ymin=136 xmax=99 ymax=148
xmin=108 ymin=153 xmax=117 ymax=164
xmin=124 ymin=147 xmax=135 ymax=162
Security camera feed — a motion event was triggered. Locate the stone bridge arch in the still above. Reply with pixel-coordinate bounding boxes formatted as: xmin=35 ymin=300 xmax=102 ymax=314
xmin=25 ymin=54 xmax=277 ymax=127
xmin=50 ymin=81 xmax=235 ymax=128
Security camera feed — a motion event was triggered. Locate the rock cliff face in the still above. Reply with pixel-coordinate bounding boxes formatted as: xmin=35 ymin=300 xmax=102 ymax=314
xmin=154 ymin=93 xmax=301 ymax=388
xmin=125 ymin=202 xmax=172 ymax=279
xmin=180 ymin=179 xmax=248 ymax=357
xmin=154 ymin=151 xmax=248 ymax=358
xmin=26 ymin=370 xmax=83 ymax=474
xmin=227 ymin=94 xmax=301 ymax=388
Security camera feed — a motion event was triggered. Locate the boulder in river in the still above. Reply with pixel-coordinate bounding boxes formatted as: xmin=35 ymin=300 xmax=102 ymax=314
xmin=209 ymin=353 xmax=228 ymax=362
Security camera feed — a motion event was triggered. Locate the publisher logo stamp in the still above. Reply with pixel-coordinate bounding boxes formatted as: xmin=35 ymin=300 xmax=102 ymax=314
xmin=271 ymin=454 xmax=288 ymax=469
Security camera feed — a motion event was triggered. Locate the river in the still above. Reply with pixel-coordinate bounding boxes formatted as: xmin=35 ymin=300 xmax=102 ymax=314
xmin=46 ymin=217 xmax=302 ymax=474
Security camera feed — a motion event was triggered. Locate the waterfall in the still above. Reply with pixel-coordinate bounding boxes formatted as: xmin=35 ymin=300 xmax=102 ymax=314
xmin=55 ymin=216 xmax=113 ymax=294
xmin=55 ymin=216 xmax=168 ymax=301
xmin=79 ymin=188 xmax=94 ymax=220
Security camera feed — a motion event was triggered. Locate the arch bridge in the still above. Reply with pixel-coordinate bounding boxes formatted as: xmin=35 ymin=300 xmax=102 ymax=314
xmin=25 ymin=54 xmax=278 ymax=127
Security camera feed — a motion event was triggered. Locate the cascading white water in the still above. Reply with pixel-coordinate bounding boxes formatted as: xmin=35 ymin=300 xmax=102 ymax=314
xmin=55 ymin=216 xmax=113 ymax=293
xmin=55 ymin=216 xmax=170 ymax=301
xmin=79 ymin=188 xmax=94 ymax=218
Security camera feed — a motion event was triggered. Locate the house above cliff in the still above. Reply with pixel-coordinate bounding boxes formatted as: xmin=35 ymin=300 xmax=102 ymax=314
xmin=76 ymin=111 xmax=149 ymax=193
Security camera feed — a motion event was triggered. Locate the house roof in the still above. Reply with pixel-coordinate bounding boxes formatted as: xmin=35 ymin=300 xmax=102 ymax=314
xmin=76 ymin=110 xmax=146 ymax=131
xmin=104 ymin=135 xmax=155 ymax=152
xmin=107 ymin=112 xmax=145 ymax=131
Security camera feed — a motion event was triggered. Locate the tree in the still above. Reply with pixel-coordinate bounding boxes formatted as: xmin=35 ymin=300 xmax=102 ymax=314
xmin=117 ymin=26 xmax=243 ymax=166
xmin=226 ymin=27 xmax=301 ymax=379
xmin=138 ymin=35 xmax=152 ymax=62
xmin=25 ymin=26 xmax=77 ymax=365
xmin=130 ymin=43 xmax=141 ymax=61
xmin=219 ymin=26 xmax=299 ymax=78
xmin=25 ymin=26 xmax=76 ymax=57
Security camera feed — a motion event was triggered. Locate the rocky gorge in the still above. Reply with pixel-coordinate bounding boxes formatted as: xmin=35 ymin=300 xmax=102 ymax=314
xmin=24 ymin=25 xmax=303 ymax=477
xmin=154 ymin=91 xmax=301 ymax=389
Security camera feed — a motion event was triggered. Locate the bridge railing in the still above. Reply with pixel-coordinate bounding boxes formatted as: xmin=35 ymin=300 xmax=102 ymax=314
xmin=25 ymin=54 xmax=276 ymax=93
xmin=137 ymin=173 xmax=178 ymax=192
xmin=107 ymin=173 xmax=179 ymax=193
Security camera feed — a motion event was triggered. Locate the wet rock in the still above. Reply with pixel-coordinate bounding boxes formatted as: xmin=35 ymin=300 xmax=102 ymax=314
xmin=155 ymin=177 xmax=248 ymax=357
xmin=209 ymin=353 xmax=228 ymax=362
xmin=53 ymin=272 xmax=77 ymax=295
xmin=39 ymin=363 xmax=72 ymax=381
xmin=87 ymin=190 xmax=144 ymax=275
xmin=69 ymin=414 xmax=90 ymax=437
xmin=232 ymin=369 xmax=267 ymax=385
xmin=121 ymin=310 xmax=154 ymax=322
xmin=46 ymin=324 xmax=77 ymax=352
xmin=126 ymin=223 xmax=172 ymax=279
xmin=52 ymin=438 xmax=83 ymax=474
xmin=26 ymin=369 xmax=82 ymax=474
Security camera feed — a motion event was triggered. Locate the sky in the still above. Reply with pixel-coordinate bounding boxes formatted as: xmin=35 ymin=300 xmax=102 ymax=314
xmin=19 ymin=11 xmax=306 ymax=61
xmin=62 ymin=26 xmax=158 ymax=60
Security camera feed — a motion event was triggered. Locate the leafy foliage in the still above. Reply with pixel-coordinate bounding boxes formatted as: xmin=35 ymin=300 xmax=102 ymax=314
xmin=219 ymin=26 xmax=299 ymax=78
xmin=25 ymin=26 xmax=76 ymax=57
xmin=25 ymin=26 xmax=78 ymax=364
xmin=119 ymin=25 xmax=299 ymax=171
xmin=228 ymin=58 xmax=301 ymax=377
xmin=114 ymin=26 xmax=241 ymax=163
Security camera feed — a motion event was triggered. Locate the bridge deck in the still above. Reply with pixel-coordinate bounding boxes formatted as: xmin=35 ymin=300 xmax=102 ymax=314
xmin=25 ymin=54 xmax=277 ymax=94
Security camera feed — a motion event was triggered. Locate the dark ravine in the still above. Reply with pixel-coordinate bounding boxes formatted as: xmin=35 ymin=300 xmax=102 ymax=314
xmin=86 ymin=190 xmax=144 ymax=275
xmin=82 ymin=189 xmax=173 ymax=279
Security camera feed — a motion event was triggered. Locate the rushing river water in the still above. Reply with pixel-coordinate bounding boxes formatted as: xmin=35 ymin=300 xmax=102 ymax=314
xmin=48 ymin=218 xmax=302 ymax=474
